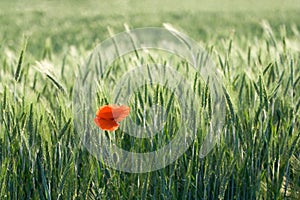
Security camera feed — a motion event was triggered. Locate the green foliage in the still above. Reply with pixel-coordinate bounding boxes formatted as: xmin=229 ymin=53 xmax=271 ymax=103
xmin=0 ymin=1 xmax=299 ymax=199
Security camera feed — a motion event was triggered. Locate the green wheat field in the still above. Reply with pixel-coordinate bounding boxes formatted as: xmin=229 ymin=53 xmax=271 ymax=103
xmin=0 ymin=0 xmax=299 ymax=199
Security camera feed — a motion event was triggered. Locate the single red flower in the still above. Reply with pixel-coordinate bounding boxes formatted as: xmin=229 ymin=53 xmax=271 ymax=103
xmin=94 ymin=105 xmax=130 ymax=131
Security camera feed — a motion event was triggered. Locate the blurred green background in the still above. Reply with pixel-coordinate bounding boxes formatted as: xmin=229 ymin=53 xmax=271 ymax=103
xmin=1 ymin=0 xmax=300 ymax=56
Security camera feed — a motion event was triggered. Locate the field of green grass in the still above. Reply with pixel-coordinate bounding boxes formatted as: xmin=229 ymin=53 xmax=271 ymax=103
xmin=0 ymin=0 xmax=300 ymax=199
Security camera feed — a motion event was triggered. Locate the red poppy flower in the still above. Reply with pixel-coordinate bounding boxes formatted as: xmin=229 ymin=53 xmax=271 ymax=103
xmin=94 ymin=105 xmax=130 ymax=131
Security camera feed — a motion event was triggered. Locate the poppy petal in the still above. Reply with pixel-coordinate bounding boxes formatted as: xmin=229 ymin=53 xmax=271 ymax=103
xmin=111 ymin=105 xmax=130 ymax=122
xmin=94 ymin=117 xmax=119 ymax=131
xmin=96 ymin=105 xmax=114 ymax=120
